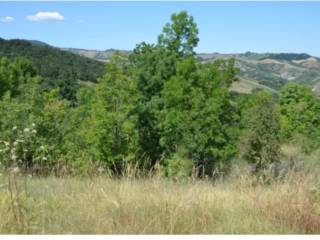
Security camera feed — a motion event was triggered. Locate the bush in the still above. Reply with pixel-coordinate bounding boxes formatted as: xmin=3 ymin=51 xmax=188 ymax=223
xmin=163 ymin=148 xmax=193 ymax=178
xmin=0 ymin=124 xmax=49 ymax=173
xmin=241 ymin=91 xmax=281 ymax=173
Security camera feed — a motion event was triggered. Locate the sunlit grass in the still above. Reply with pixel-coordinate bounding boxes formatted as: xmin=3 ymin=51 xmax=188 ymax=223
xmin=0 ymin=170 xmax=319 ymax=234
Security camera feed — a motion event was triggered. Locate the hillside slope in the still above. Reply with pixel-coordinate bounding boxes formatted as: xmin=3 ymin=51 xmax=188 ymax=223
xmin=198 ymin=52 xmax=320 ymax=92
xmin=64 ymin=47 xmax=320 ymax=94
xmin=0 ymin=38 xmax=105 ymax=83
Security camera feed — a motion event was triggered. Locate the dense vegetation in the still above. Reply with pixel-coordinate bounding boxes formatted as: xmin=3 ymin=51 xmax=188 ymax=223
xmin=0 ymin=11 xmax=319 ymax=179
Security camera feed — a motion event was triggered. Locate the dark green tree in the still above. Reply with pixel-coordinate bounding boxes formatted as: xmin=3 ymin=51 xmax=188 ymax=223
xmin=130 ymin=11 xmax=199 ymax=168
xmin=159 ymin=57 xmax=239 ymax=176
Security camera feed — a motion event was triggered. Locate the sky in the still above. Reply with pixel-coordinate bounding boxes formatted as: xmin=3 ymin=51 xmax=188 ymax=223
xmin=0 ymin=1 xmax=320 ymax=56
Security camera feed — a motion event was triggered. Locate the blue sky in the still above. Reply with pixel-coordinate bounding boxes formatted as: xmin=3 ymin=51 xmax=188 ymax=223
xmin=0 ymin=1 xmax=319 ymax=56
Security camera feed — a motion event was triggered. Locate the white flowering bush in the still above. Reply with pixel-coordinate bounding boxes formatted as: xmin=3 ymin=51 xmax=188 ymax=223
xmin=0 ymin=123 xmax=50 ymax=173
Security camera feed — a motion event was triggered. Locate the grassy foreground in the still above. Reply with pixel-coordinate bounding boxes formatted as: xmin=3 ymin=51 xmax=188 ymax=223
xmin=0 ymin=170 xmax=320 ymax=234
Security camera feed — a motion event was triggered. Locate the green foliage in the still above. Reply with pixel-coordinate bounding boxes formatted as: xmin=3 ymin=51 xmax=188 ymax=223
xmin=158 ymin=11 xmax=199 ymax=57
xmin=163 ymin=148 xmax=193 ymax=178
xmin=280 ymin=83 xmax=320 ymax=138
xmin=279 ymin=82 xmax=320 ymax=151
xmin=87 ymin=54 xmax=139 ymax=173
xmin=0 ymin=124 xmax=49 ymax=172
xmin=0 ymin=57 xmax=72 ymax=173
xmin=0 ymin=57 xmax=37 ymax=98
xmin=241 ymin=91 xmax=281 ymax=172
xmin=159 ymin=57 xmax=239 ymax=176
xmin=130 ymin=42 xmax=179 ymax=166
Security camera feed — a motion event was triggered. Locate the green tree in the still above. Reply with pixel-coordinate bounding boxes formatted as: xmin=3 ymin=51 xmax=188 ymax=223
xmin=241 ymin=91 xmax=281 ymax=173
xmin=130 ymin=11 xmax=199 ymax=168
xmin=88 ymin=54 xmax=138 ymax=173
xmin=0 ymin=57 xmax=37 ymax=98
xmin=158 ymin=11 xmax=199 ymax=57
xmin=159 ymin=58 xmax=239 ymax=176
xmin=279 ymin=82 xmax=320 ymax=145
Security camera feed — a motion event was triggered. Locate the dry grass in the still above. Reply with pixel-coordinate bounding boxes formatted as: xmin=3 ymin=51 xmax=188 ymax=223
xmin=0 ymin=170 xmax=319 ymax=234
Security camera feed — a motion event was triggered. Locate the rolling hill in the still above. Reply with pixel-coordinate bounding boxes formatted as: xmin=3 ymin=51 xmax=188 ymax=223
xmin=198 ymin=52 xmax=320 ymax=93
xmin=63 ymin=47 xmax=320 ymax=94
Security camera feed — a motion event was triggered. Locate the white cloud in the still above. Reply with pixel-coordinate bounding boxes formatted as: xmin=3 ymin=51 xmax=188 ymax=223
xmin=26 ymin=11 xmax=64 ymax=22
xmin=0 ymin=16 xmax=15 ymax=23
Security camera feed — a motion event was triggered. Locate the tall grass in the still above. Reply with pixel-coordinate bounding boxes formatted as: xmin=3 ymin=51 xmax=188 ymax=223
xmin=0 ymin=169 xmax=319 ymax=234
xmin=0 ymin=143 xmax=319 ymax=234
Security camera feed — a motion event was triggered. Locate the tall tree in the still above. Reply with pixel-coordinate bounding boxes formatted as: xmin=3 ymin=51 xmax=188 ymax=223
xmin=88 ymin=53 xmax=138 ymax=173
xmin=158 ymin=11 xmax=199 ymax=57
xmin=130 ymin=11 xmax=199 ymax=168
xmin=159 ymin=58 xmax=239 ymax=176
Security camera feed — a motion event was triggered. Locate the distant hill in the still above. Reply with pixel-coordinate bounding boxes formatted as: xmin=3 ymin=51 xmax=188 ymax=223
xmin=61 ymin=48 xmax=131 ymax=62
xmin=27 ymin=40 xmax=51 ymax=47
xmin=198 ymin=52 xmax=320 ymax=93
xmin=63 ymin=48 xmax=320 ymax=95
xmin=0 ymin=38 xmax=105 ymax=84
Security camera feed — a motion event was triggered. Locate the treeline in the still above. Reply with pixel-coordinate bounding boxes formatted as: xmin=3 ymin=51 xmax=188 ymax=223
xmin=0 ymin=12 xmax=319 ymax=177
xmin=0 ymin=38 xmax=105 ymax=100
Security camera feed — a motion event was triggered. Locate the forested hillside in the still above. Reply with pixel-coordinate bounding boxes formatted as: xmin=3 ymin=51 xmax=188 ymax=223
xmin=0 ymin=38 xmax=105 ymax=100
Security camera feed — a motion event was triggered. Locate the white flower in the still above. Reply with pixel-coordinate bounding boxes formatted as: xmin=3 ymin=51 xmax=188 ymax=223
xmin=12 ymin=126 xmax=17 ymax=131
xmin=40 ymin=145 xmax=45 ymax=150
xmin=24 ymin=128 xmax=30 ymax=133
xmin=11 ymin=154 xmax=17 ymax=160
xmin=42 ymin=157 xmax=47 ymax=161
xmin=13 ymin=141 xmax=18 ymax=146
xmin=32 ymin=129 xmax=37 ymax=134
xmin=4 ymin=141 xmax=9 ymax=147
xmin=32 ymin=123 xmax=36 ymax=127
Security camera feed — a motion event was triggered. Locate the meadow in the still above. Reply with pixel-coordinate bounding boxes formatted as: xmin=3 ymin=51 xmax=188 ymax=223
xmin=1 ymin=146 xmax=319 ymax=234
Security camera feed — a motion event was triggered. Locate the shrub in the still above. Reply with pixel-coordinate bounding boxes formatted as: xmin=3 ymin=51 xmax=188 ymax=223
xmin=163 ymin=148 xmax=193 ymax=178
xmin=241 ymin=91 xmax=281 ymax=174
xmin=0 ymin=124 xmax=49 ymax=173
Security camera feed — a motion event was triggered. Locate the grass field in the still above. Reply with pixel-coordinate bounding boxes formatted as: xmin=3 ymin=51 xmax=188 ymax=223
xmin=230 ymin=77 xmax=278 ymax=94
xmin=0 ymin=168 xmax=320 ymax=234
